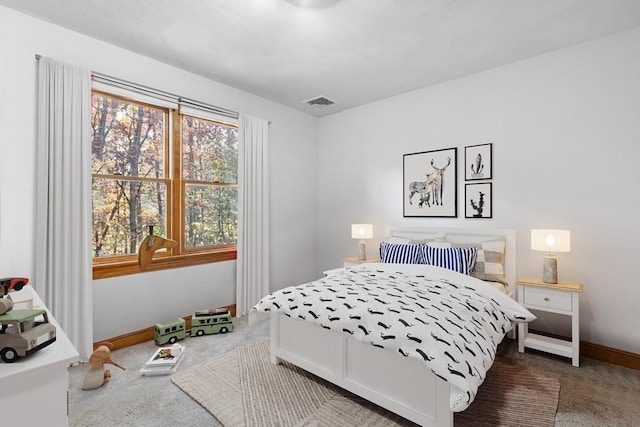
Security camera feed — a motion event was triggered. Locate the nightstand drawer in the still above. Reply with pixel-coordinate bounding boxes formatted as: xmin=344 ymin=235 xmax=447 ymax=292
xmin=524 ymin=286 xmax=572 ymax=312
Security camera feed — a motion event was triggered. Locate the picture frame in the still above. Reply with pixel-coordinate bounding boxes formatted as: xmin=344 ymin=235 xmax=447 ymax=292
xmin=403 ymin=147 xmax=457 ymax=218
xmin=465 ymin=182 xmax=492 ymax=218
xmin=465 ymin=143 xmax=492 ymax=181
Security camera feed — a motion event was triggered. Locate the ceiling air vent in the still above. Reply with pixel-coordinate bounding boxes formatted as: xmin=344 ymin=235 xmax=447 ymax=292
xmin=304 ymin=96 xmax=337 ymax=107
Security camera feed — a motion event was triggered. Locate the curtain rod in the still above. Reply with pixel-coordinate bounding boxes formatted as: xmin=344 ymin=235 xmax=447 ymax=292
xmin=35 ymin=54 xmax=239 ymax=120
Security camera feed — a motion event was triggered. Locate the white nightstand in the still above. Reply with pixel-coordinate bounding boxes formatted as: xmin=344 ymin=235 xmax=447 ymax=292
xmin=343 ymin=257 xmax=380 ymax=267
xmin=517 ymin=277 xmax=583 ymax=367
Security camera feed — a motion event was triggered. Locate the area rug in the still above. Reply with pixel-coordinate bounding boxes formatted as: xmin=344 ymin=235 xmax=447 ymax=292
xmin=172 ymin=338 xmax=560 ymax=426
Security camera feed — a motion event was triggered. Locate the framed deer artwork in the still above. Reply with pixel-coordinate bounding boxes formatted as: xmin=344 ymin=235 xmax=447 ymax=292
xmin=403 ymin=147 xmax=457 ymax=218
xmin=464 ymin=143 xmax=492 ymax=181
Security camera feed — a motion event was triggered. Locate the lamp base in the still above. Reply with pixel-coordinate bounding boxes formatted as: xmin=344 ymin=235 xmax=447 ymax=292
xmin=357 ymin=240 xmax=366 ymax=260
xmin=543 ymin=254 xmax=557 ymax=284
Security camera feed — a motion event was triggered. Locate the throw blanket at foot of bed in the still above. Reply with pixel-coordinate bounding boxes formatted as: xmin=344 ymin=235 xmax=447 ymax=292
xmin=251 ymin=263 xmax=536 ymax=412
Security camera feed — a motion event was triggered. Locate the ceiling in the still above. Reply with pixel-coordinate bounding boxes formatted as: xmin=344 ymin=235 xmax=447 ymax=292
xmin=2 ymin=0 xmax=640 ymax=116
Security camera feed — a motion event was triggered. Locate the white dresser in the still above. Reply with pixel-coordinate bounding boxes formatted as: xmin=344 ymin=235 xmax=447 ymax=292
xmin=0 ymin=286 xmax=80 ymax=426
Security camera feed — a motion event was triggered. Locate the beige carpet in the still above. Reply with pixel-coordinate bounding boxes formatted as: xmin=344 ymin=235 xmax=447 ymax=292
xmin=172 ymin=338 xmax=560 ymax=427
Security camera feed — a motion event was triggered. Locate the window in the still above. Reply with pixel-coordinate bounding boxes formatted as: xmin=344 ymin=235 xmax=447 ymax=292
xmin=91 ymin=91 xmax=238 ymax=278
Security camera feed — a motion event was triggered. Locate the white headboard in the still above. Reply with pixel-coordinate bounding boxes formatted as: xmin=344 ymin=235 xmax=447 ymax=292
xmin=384 ymin=226 xmax=516 ymax=293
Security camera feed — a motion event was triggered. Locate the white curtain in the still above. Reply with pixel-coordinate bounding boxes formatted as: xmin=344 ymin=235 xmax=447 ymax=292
xmin=35 ymin=57 xmax=93 ymax=360
xmin=236 ymin=114 xmax=269 ymax=316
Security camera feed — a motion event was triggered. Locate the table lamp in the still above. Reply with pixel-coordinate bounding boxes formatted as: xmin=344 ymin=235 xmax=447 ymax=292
xmin=531 ymin=229 xmax=570 ymax=284
xmin=351 ymin=224 xmax=373 ymax=260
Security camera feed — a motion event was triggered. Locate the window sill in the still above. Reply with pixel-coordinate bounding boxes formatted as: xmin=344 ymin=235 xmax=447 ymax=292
xmin=93 ymin=248 xmax=237 ymax=279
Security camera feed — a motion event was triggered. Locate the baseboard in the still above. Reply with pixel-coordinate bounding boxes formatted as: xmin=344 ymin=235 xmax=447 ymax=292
xmin=95 ymin=304 xmax=236 ymax=351
xmin=581 ymin=341 xmax=640 ymax=370
xmin=529 ymin=329 xmax=640 ymax=371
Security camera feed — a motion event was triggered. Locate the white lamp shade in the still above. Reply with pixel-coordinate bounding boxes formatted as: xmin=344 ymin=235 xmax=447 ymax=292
xmin=531 ymin=229 xmax=570 ymax=253
xmin=351 ymin=224 xmax=373 ymax=240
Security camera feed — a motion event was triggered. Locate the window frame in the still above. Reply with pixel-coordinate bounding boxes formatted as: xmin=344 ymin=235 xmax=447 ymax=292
xmin=91 ymin=90 xmax=238 ymax=279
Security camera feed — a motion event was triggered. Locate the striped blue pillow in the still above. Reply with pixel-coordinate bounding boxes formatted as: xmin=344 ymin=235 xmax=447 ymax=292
xmin=421 ymin=246 xmax=478 ymax=275
xmin=379 ymin=242 xmax=425 ymax=264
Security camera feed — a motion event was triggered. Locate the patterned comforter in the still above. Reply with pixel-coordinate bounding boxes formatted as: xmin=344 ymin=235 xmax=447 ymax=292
xmin=251 ymin=263 xmax=535 ymax=411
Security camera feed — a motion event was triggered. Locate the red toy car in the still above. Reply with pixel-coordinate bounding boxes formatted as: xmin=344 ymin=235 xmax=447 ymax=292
xmin=0 ymin=277 xmax=29 ymax=296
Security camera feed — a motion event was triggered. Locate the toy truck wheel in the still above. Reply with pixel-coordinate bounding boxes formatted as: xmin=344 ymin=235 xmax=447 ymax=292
xmin=196 ymin=330 xmax=204 ymax=336
xmin=13 ymin=281 xmax=25 ymax=291
xmin=169 ymin=336 xmax=177 ymax=344
xmin=220 ymin=327 xmax=228 ymax=334
xmin=1 ymin=347 xmax=20 ymax=363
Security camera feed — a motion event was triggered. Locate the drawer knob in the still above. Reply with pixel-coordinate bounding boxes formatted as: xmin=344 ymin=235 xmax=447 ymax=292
xmin=544 ymin=297 xmax=550 ymax=302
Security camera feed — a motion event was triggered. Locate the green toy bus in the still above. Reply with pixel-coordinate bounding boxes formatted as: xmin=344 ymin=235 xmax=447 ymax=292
xmin=191 ymin=308 xmax=233 ymax=336
xmin=154 ymin=318 xmax=187 ymax=345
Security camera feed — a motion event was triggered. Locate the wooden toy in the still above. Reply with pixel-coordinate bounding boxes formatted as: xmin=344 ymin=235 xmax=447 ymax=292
xmin=82 ymin=342 xmax=125 ymax=390
xmin=138 ymin=226 xmax=177 ymax=268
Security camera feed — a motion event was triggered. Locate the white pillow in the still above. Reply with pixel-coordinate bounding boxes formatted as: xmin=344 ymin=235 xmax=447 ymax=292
xmin=391 ymin=232 xmax=445 ymax=241
xmin=465 ymin=240 xmax=507 ymax=285
xmin=424 ymin=241 xmax=451 ymax=248
xmin=387 ymin=237 xmax=412 ymax=244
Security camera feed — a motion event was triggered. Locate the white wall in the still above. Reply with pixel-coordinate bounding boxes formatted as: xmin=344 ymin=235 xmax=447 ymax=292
xmin=317 ymin=28 xmax=640 ymax=354
xmin=2 ymin=6 xmax=638 ymax=354
xmin=0 ymin=6 xmax=319 ymax=341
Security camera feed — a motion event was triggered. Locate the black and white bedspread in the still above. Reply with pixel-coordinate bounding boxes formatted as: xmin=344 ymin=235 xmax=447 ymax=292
xmin=251 ymin=263 xmax=536 ymax=412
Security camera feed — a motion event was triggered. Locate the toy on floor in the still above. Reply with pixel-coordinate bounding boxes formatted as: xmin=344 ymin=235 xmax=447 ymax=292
xmin=82 ymin=342 xmax=126 ymax=390
xmin=152 ymin=307 xmax=234 ymax=345
xmin=154 ymin=318 xmax=187 ymax=346
xmin=191 ymin=308 xmax=234 ymax=336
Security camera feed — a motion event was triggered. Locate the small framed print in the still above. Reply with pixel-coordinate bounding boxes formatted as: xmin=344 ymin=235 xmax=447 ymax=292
xmin=403 ymin=147 xmax=457 ymax=218
xmin=465 ymin=182 xmax=492 ymax=218
xmin=465 ymin=143 xmax=492 ymax=181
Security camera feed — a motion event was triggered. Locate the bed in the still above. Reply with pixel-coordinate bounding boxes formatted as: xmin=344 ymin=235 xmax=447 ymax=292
xmin=251 ymin=227 xmax=534 ymax=426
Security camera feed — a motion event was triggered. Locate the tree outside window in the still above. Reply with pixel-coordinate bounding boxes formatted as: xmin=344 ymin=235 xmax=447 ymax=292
xmin=91 ymin=91 xmax=238 ymax=278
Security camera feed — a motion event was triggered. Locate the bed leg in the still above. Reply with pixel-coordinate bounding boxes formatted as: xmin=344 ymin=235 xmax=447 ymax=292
xmin=271 ymin=353 xmax=282 ymax=365
xmin=270 ymin=314 xmax=283 ymax=365
xmin=507 ymin=322 xmax=516 ymax=340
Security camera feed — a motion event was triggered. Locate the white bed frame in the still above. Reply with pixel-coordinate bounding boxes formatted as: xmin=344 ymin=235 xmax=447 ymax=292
xmin=270 ymin=227 xmax=516 ymax=426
